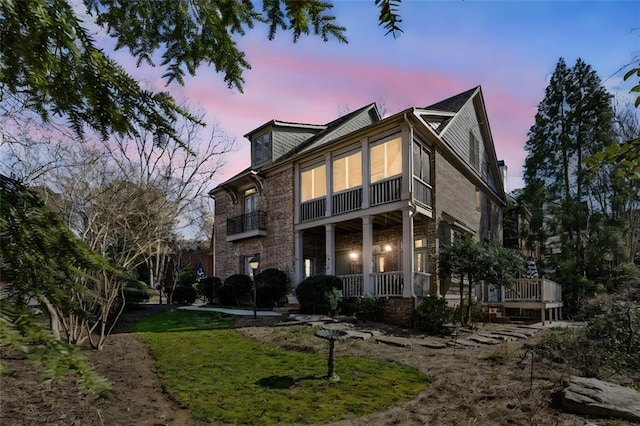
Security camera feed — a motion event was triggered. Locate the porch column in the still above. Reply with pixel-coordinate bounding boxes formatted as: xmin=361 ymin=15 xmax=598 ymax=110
xmin=362 ymin=216 xmax=373 ymax=294
xmin=541 ymin=306 xmax=546 ymax=325
xmin=325 ymin=152 xmax=333 ymax=217
xmin=294 ymin=230 xmax=303 ymax=285
xmin=325 ymin=224 xmax=335 ymax=275
xmin=361 ymin=138 xmax=370 ymax=209
xmin=402 ymin=206 xmax=414 ymax=298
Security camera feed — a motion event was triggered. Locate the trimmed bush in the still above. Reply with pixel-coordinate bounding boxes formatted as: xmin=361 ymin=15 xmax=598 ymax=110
xmin=172 ymin=285 xmax=198 ymax=304
xmin=123 ymin=279 xmax=153 ymax=305
xmin=295 ymin=275 xmax=343 ymax=315
xmin=414 ymin=297 xmax=453 ymax=335
xmin=177 ymin=268 xmax=197 ymax=287
xmin=356 ymin=295 xmax=385 ymax=322
xmin=197 ymin=276 xmax=223 ymax=305
xmin=219 ymin=274 xmax=253 ymax=306
xmin=255 ymin=268 xmax=291 ymax=308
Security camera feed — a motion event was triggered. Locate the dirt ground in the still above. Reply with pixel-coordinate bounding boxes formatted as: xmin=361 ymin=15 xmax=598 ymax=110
xmin=0 ymin=305 xmax=629 ymax=426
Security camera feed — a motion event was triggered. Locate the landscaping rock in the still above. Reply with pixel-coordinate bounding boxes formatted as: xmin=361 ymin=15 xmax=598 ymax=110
xmin=376 ymin=336 xmax=412 ymax=348
xmin=415 ymin=340 xmax=447 ymax=349
xmin=561 ymin=376 xmax=640 ymax=422
xmin=490 ymin=330 xmax=529 ymax=339
xmin=346 ymin=331 xmax=372 ymax=340
xmin=468 ymin=335 xmax=501 ymax=345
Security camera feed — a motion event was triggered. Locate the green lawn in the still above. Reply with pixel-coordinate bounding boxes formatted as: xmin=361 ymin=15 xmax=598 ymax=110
xmin=135 ymin=310 xmax=428 ymax=425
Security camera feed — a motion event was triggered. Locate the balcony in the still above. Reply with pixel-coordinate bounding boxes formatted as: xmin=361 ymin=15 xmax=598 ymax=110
xmin=333 ymin=187 xmax=362 ymax=215
xmin=300 ymin=198 xmax=326 ymax=222
xmin=226 ymin=211 xmax=267 ymax=241
xmin=370 ymin=176 xmax=402 ymax=206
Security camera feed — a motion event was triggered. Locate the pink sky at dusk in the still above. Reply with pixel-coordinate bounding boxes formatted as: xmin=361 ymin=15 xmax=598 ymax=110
xmin=106 ymin=1 xmax=638 ymax=193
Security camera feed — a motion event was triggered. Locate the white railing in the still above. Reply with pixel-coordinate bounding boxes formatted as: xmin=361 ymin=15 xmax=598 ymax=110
xmin=503 ymin=278 xmax=562 ymax=303
xmin=332 ymin=187 xmax=362 ymax=215
xmin=373 ymin=272 xmax=403 ymax=296
xmin=339 ymin=274 xmax=364 ymax=297
xmin=413 ymin=272 xmax=432 ymax=297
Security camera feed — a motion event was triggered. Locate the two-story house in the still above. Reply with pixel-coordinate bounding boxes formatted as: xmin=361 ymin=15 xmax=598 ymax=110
xmin=210 ymin=86 xmax=507 ymax=325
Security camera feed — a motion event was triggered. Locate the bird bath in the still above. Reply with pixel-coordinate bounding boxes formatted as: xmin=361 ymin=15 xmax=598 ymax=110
xmin=314 ymin=329 xmax=349 ymax=380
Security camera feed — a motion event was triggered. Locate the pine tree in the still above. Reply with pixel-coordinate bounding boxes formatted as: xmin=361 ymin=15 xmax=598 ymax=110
xmin=523 ymin=58 xmax=616 ymax=315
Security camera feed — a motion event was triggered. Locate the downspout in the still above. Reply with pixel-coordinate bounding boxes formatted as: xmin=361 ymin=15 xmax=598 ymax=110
xmin=403 ymin=112 xmax=419 ymax=316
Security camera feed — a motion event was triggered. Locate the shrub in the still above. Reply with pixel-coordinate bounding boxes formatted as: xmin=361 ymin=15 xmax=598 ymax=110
xmin=255 ymin=268 xmax=291 ymax=308
xmin=177 ymin=268 xmax=197 ymax=287
xmin=536 ymin=286 xmax=640 ymax=378
xmin=356 ymin=295 xmax=385 ymax=322
xmin=414 ymin=297 xmax=453 ymax=335
xmin=451 ymin=299 xmax=484 ymax=325
xmin=295 ymin=275 xmax=343 ymax=315
xmin=219 ymin=274 xmax=253 ymax=306
xmin=197 ymin=276 xmax=223 ymax=305
xmin=123 ymin=279 xmax=152 ymax=305
xmin=172 ymin=285 xmax=198 ymax=305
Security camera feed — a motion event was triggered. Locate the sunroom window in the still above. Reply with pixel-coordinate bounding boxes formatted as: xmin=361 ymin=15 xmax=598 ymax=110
xmin=370 ymin=136 xmax=402 ymax=183
xmin=301 ymin=164 xmax=326 ymax=202
xmin=333 ymin=151 xmax=362 ymax=192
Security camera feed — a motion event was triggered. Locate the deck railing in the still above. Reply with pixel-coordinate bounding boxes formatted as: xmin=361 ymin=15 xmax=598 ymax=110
xmin=370 ymin=176 xmax=402 ymax=206
xmin=502 ymin=278 xmax=562 ymax=302
xmin=300 ymin=198 xmax=326 ymax=222
xmin=332 ymin=187 xmax=362 ymax=215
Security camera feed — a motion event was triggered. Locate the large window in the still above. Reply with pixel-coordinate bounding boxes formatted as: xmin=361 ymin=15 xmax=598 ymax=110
xmin=254 ymin=132 xmax=271 ymax=164
xmin=333 ymin=151 xmax=362 ymax=192
xmin=370 ymin=136 xmax=402 ymax=183
xmin=412 ymin=142 xmax=431 ymax=184
xmin=301 ymin=164 xmax=326 ymax=202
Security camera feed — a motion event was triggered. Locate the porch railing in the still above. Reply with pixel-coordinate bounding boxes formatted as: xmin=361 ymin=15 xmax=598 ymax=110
xmin=333 ymin=187 xmax=362 ymax=215
xmin=300 ymin=197 xmax=326 ymax=222
xmin=370 ymin=176 xmax=402 ymax=206
xmin=502 ymin=278 xmax=562 ymax=302
xmin=413 ymin=272 xmax=432 ymax=297
xmin=373 ymin=272 xmax=403 ymax=296
xmin=341 ymin=274 xmax=364 ymax=298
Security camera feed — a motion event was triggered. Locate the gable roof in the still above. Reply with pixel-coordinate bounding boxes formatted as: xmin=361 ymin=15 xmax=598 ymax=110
xmin=269 ymin=102 xmax=379 ymax=164
xmin=424 ymin=86 xmax=479 ymax=113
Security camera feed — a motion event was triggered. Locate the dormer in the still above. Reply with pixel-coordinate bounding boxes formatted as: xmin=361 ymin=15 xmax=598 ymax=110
xmin=245 ymin=121 xmax=325 ymax=168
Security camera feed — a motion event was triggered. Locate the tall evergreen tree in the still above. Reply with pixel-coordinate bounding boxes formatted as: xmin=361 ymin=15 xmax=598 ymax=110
xmin=523 ymin=58 xmax=616 ymax=314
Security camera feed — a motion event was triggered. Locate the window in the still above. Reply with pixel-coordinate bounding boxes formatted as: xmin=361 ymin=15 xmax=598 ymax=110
xmin=304 ymin=258 xmax=315 ymax=278
xmin=469 ymin=131 xmax=479 ymax=169
xmin=370 ymin=136 xmax=402 ymax=183
xmin=333 ymin=151 xmax=362 ymax=192
xmin=412 ymin=142 xmax=431 ymax=184
xmin=253 ymin=132 xmax=271 ymax=164
xmin=244 ymin=188 xmax=260 ymax=231
xmin=301 ymin=164 xmax=326 ymax=202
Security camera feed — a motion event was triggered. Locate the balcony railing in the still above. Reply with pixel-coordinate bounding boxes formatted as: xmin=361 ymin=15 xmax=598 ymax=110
xmin=370 ymin=176 xmax=402 ymax=206
xmin=300 ymin=198 xmax=326 ymax=222
xmin=413 ymin=177 xmax=432 ymax=207
xmin=333 ymin=187 xmax=362 ymax=215
xmin=227 ymin=211 xmax=267 ymax=235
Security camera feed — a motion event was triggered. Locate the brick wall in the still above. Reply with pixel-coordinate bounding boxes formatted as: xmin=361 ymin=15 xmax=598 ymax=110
xmin=213 ymin=166 xmax=296 ymax=282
